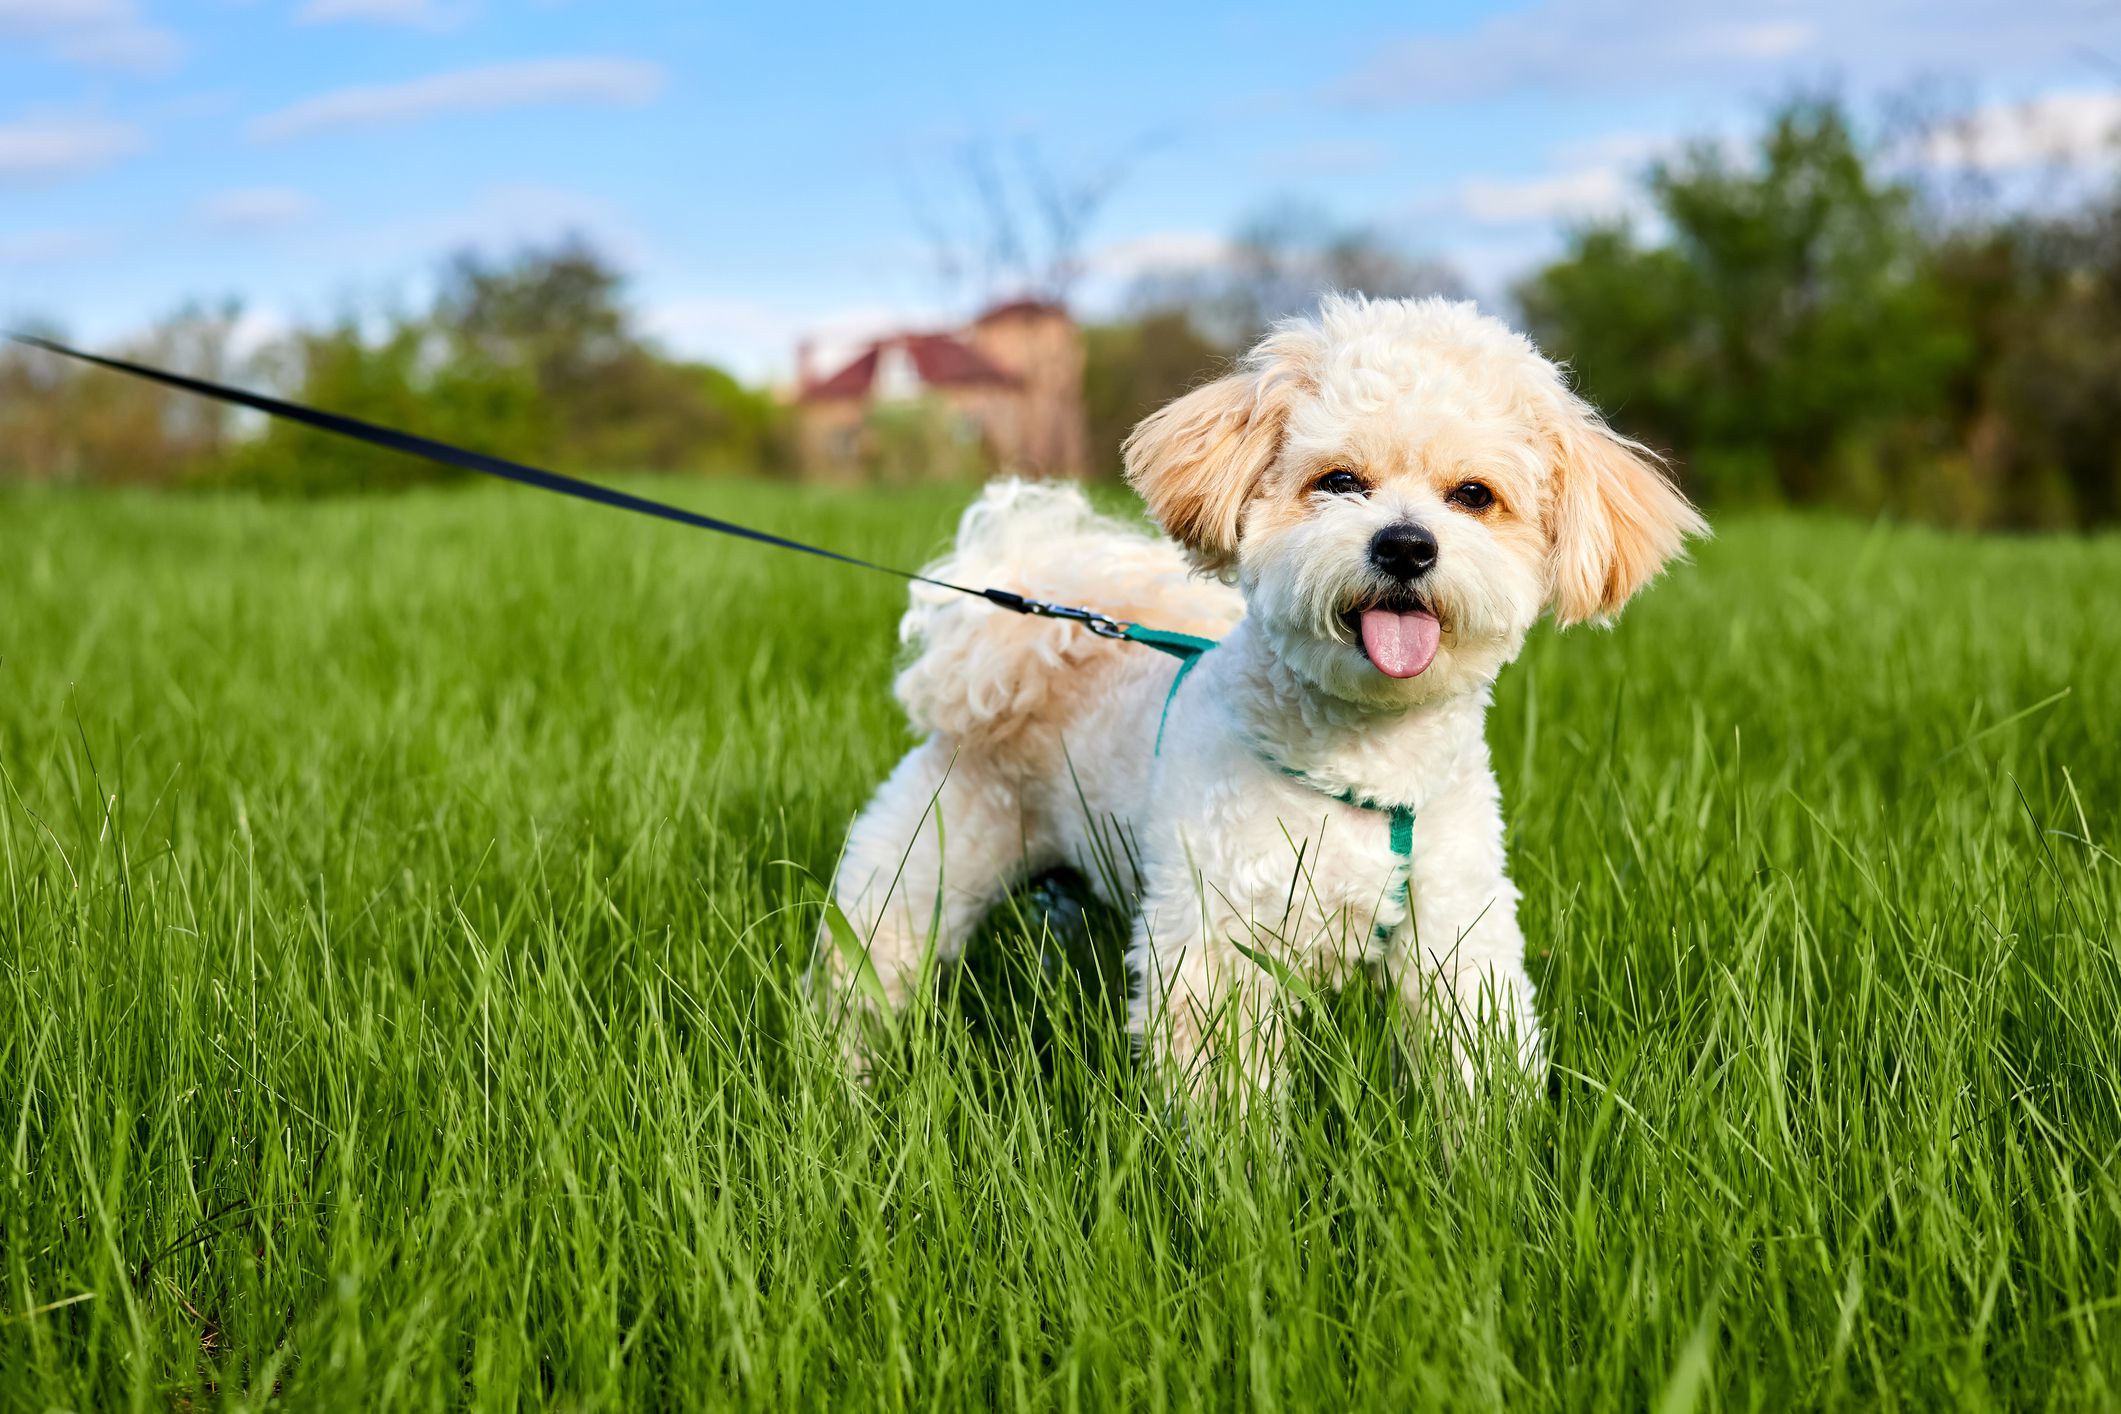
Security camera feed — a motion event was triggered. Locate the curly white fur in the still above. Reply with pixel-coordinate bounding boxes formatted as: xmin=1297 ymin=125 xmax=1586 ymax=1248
xmin=821 ymin=295 xmax=1705 ymax=1103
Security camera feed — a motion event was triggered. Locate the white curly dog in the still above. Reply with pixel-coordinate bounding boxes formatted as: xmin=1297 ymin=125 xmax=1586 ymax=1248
xmin=819 ymin=295 xmax=1704 ymax=1100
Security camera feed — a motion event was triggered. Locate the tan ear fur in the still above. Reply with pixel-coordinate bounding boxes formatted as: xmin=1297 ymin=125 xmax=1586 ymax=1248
xmin=1122 ymin=329 xmax=1314 ymax=571
xmin=1547 ymin=404 xmax=1707 ymax=626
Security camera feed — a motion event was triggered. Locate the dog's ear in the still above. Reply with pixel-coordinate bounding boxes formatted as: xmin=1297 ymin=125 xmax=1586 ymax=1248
xmin=1545 ymin=395 xmax=1707 ymax=626
xmin=1123 ymin=329 xmax=1314 ymax=572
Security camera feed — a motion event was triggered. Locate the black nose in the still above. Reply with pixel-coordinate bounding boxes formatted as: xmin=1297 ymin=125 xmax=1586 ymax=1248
xmin=1368 ymin=521 xmax=1438 ymax=580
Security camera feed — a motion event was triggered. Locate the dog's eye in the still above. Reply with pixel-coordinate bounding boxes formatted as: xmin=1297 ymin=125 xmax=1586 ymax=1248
xmin=1315 ymin=469 xmax=1366 ymax=497
xmin=1446 ymin=481 xmax=1496 ymax=511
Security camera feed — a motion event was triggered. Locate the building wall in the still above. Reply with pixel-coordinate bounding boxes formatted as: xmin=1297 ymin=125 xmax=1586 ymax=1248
xmin=794 ymin=304 xmax=1090 ymax=481
xmin=793 ymin=398 xmax=868 ymax=483
xmin=940 ymin=385 xmax=1020 ymax=476
xmin=966 ymin=308 xmax=1088 ymax=477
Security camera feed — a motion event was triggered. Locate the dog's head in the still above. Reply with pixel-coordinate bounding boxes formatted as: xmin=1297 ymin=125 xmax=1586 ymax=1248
xmin=1123 ymin=294 xmax=1706 ymax=707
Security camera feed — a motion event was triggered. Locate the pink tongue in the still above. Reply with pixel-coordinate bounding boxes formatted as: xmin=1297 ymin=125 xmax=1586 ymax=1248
xmin=1358 ymin=608 xmax=1441 ymax=678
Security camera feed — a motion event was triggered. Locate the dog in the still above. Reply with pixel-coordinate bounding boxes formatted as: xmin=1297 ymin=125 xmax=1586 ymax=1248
xmin=818 ymin=294 xmax=1704 ymax=1100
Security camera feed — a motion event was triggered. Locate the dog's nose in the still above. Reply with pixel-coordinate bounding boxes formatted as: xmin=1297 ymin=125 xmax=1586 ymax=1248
xmin=1368 ymin=521 xmax=1438 ymax=580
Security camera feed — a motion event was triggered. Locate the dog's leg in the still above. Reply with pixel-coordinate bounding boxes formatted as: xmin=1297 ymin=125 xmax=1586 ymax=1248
xmin=1129 ymin=903 xmax=1289 ymax=1108
xmin=818 ymin=735 xmax=1038 ymax=1056
xmin=1399 ymin=909 xmax=1542 ymax=1094
xmin=1394 ymin=781 xmax=1545 ymax=1092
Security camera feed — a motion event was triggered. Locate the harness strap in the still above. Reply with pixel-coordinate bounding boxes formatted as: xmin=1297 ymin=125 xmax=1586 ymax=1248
xmin=1130 ymin=625 xmax=1218 ymax=755
xmin=1124 ymin=624 xmax=1222 ymax=660
xmin=1285 ymin=771 xmax=1417 ymax=910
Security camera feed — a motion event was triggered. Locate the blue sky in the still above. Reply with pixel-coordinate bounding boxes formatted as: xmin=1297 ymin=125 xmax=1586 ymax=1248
xmin=4 ymin=0 xmax=2117 ymax=379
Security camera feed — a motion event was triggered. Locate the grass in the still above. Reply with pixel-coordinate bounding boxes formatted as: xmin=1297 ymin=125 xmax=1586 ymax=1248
xmin=2 ymin=477 xmax=2119 ymax=1412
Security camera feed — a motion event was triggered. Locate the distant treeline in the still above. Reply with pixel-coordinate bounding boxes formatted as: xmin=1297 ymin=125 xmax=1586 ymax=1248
xmin=1517 ymin=99 xmax=2121 ymax=531
xmin=1 ymin=242 xmax=786 ymax=493
xmin=4 ymin=95 xmax=2118 ymax=529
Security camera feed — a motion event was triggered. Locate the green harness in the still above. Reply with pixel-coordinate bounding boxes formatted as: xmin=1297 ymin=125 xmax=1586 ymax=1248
xmin=1131 ymin=626 xmax=1416 ymax=931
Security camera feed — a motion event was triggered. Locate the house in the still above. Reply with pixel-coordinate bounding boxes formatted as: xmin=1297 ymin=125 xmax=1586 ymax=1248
xmin=793 ymin=299 xmax=1089 ymax=479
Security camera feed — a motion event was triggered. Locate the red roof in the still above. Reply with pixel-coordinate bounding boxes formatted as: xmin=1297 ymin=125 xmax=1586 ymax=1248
xmin=798 ymin=332 xmax=1018 ymax=403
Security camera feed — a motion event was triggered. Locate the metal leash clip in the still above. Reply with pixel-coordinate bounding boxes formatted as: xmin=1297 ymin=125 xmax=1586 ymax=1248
xmin=980 ymin=589 xmax=1133 ymax=640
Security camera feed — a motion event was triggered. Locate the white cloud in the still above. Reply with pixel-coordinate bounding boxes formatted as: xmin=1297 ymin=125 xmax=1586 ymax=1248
xmin=319 ymin=182 xmax=651 ymax=283
xmin=0 ymin=0 xmax=184 ymax=73
xmin=1713 ymin=20 xmax=1816 ymax=59
xmin=1436 ymin=230 xmax=1573 ymax=308
xmin=1421 ymin=130 xmax=1664 ymax=230
xmin=643 ymin=295 xmax=804 ymax=377
xmin=51 ymin=22 xmax=183 ymax=71
xmin=1062 ymin=229 xmax=1236 ymax=318
xmin=200 ymin=186 xmax=319 ymax=230
xmin=1922 ymin=90 xmax=2121 ymax=171
xmin=1255 ymin=138 xmax=1393 ymax=178
xmin=1087 ymin=229 xmax=1230 ymax=280
xmin=0 ymin=113 xmax=146 ymax=185
xmin=1341 ymin=0 xmax=2114 ymax=107
xmin=1460 ymin=166 xmax=1632 ymax=224
xmin=296 ymin=0 xmax=464 ymax=29
xmin=0 ymin=227 xmax=111 ymax=267
xmin=248 ymin=57 xmax=665 ymax=142
xmin=1551 ymin=129 xmax=1677 ymax=170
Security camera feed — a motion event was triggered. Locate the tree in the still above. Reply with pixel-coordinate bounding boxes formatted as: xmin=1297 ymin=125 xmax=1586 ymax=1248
xmin=1514 ymin=227 xmax=1701 ymax=462
xmin=1521 ymin=97 xmax=1972 ymax=510
xmin=224 ymin=238 xmax=788 ymax=491
xmin=1082 ymin=309 xmax=1227 ymax=477
xmin=0 ymin=302 xmax=246 ymax=487
xmin=1959 ymin=193 xmax=2121 ymax=526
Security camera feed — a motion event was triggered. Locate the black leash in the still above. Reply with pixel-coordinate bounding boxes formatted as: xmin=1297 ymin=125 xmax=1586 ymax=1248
xmin=7 ymin=332 xmax=1134 ymax=637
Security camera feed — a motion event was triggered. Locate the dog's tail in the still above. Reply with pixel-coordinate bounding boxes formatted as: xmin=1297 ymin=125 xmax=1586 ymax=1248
xmin=893 ymin=479 xmax=1240 ymax=752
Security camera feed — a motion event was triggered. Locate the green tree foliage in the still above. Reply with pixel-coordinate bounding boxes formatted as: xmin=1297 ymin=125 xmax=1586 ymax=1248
xmin=1514 ymin=229 xmax=1702 ymax=469
xmin=1942 ymin=204 xmax=2121 ymax=527
xmin=1082 ymin=310 xmax=1227 ymax=477
xmin=228 ymin=239 xmax=788 ymax=492
xmin=4 ymin=238 xmax=786 ymax=494
xmin=1518 ymin=97 xmax=2119 ymax=527
xmin=224 ymin=316 xmax=547 ymax=493
xmin=1658 ymin=103 xmax=1968 ymax=502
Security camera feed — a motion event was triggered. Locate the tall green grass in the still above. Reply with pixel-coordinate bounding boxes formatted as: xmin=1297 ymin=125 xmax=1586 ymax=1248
xmin=3 ymin=481 xmax=2117 ymax=1410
